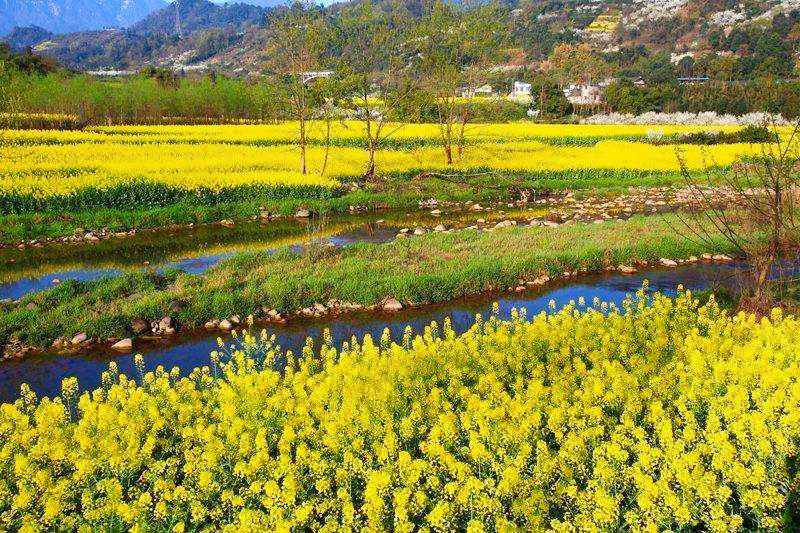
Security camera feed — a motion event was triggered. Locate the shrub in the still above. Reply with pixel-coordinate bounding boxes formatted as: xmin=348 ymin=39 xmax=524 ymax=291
xmin=670 ymin=125 xmax=775 ymax=145
xmin=0 ymin=112 xmax=84 ymax=130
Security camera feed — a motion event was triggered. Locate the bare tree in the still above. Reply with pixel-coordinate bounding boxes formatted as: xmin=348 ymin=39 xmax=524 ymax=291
xmin=414 ymin=0 xmax=506 ymax=165
xmin=333 ymin=1 xmax=414 ymax=180
xmin=455 ymin=65 xmax=494 ymax=162
xmin=546 ymin=43 xmax=609 ymax=89
xmin=313 ymin=76 xmax=340 ymax=179
xmin=265 ymin=2 xmax=330 ymax=175
xmin=675 ymin=120 xmax=800 ymax=311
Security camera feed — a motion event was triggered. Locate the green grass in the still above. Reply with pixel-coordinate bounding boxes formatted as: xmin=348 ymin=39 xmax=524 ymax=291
xmin=0 ymin=214 xmax=736 ymax=351
xmin=0 ymin=181 xmax=340 ymax=216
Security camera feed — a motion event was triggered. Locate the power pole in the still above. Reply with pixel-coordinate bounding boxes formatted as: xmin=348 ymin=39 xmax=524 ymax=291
xmin=175 ymin=0 xmax=183 ymax=38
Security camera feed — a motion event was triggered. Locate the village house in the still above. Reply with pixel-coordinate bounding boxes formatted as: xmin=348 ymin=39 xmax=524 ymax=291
xmin=511 ymin=81 xmax=532 ymax=98
xmin=563 ymin=83 xmax=604 ymax=106
xmin=562 ymin=78 xmax=617 ymax=107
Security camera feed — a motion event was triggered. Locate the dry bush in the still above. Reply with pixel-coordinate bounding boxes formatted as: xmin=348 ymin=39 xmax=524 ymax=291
xmin=676 ymin=119 xmax=800 ymax=313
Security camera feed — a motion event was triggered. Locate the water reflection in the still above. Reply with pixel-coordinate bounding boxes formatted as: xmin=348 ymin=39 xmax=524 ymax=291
xmin=0 ymin=208 xmax=539 ymax=300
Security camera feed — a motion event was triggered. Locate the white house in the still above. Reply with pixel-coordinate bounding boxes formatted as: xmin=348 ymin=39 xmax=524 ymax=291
xmin=563 ymin=84 xmax=604 ymax=106
xmin=511 ymin=81 xmax=532 ymax=97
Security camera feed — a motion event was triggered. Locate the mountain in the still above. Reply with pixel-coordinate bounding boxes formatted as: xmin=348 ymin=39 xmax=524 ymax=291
xmin=30 ymin=29 xmax=174 ymax=70
xmin=515 ymin=0 xmax=800 ymax=55
xmin=26 ymin=0 xmax=269 ymax=71
xmin=132 ymin=0 xmax=266 ymax=36
xmin=0 ymin=0 xmax=168 ymax=35
xmin=212 ymin=0 xmax=288 ymax=6
xmin=3 ymin=25 xmax=53 ymax=50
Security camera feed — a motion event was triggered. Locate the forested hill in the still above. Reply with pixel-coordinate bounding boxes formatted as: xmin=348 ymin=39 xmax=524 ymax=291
xmin=2 ymin=25 xmax=52 ymax=51
xmin=131 ymin=0 xmax=267 ymax=36
xmin=4 ymin=0 xmax=269 ymax=71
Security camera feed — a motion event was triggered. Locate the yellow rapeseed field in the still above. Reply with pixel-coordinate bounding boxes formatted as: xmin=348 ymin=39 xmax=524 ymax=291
xmin=85 ymin=122 xmax=744 ymax=143
xmin=0 ymin=123 xmax=764 ymax=204
xmin=1 ymin=289 xmax=799 ymax=530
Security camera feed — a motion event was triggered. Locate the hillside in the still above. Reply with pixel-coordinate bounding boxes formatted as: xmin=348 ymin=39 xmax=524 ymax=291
xmin=5 ymin=0 xmax=800 ymax=75
xmin=2 ymin=25 xmax=53 ymax=50
xmin=31 ymin=29 xmax=177 ymax=70
xmin=131 ymin=0 xmax=266 ymax=36
xmin=22 ymin=0 xmax=268 ymax=71
xmin=516 ymin=0 xmax=800 ymax=57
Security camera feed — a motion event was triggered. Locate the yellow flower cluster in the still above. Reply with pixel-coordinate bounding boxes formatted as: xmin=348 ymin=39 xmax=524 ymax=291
xmin=2 ymin=141 xmax=340 ymax=196
xmin=0 ymin=123 xmax=763 ymax=200
xmin=1 ymin=288 xmax=799 ymax=531
xmin=88 ymin=122 xmax=744 ymax=143
xmin=586 ymin=13 xmax=620 ymax=33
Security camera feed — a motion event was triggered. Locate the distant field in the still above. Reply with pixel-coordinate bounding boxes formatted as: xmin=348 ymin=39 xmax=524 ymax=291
xmin=1 ymin=122 xmax=760 ymax=207
xmin=585 ymin=10 xmax=622 ymax=33
xmin=0 ymin=121 xmax=773 ymax=243
xmin=8 ymin=121 xmax=746 ymax=144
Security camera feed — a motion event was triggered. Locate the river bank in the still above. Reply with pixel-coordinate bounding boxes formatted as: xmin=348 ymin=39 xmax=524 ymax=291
xmin=1 ymin=184 xmax=719 ymax=301
xmin=0 ymin=173 xmax=726 ymax=244
xmin=0 ymin=213 xmax=736 ymax=359
xmin=0 ymin=261 xmax=740 ymax=403
xmin=4 ymin=204 xmax=584 ymax=302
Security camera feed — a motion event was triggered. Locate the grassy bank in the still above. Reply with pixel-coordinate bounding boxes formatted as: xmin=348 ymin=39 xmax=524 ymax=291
xmin=0 ymin=207 xmax=533 ymax=283
xmin=0 ymin=214 xmax=736 ymax=352
xmin=0 ymin=169 xmax=697 ymax=243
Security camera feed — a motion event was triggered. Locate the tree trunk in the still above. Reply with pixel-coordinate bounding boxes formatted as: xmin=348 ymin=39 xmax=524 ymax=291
xmin=299 ymin=115 xmax=307 ymax=175
xmin=443 ymin=114 xmax=453 ymax=166
xmin=320 ymin=117 xmax=331 ymax=177
xmin=364 ymin=101 xmax=375 ymax=179
xmin=365 ymin=140 xmax=376 ymax=179
xmin=444 ymin=143 xmax=453 ymax=166
xmin=457 ymin=110 xmax=468 ymax=162
xmin=751 ymin=258 xmax=773 ymax=311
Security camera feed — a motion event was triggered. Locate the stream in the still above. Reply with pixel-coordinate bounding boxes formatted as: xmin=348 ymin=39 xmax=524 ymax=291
xmin=0 ymin=207 xmax=542 ymax=301
xmin=0 ymin=261 xmax=737 ymax=404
